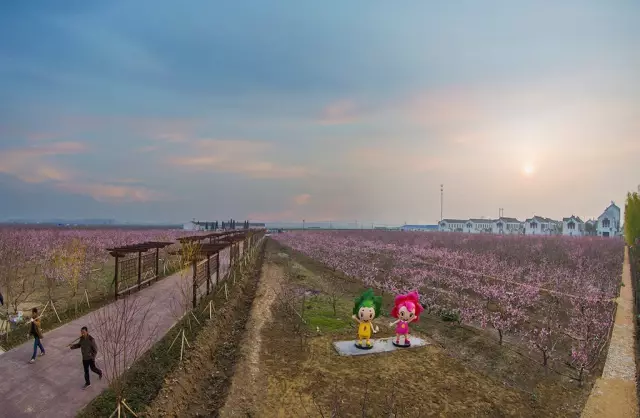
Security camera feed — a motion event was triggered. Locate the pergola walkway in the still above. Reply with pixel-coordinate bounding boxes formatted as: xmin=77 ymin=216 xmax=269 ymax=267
xmin=582 ymin=246 xmax=638 ymax=418
xmin=0 ymin=268 xmax=193 ymax=418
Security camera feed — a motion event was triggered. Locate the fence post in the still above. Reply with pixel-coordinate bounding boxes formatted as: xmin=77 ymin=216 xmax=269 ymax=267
xmin=137 ymin=251 xmax=142 ymax=291
xmin=155 ymin=247 xmax=159 ymax=282
xmin=192 ymin=259 xmax=197 ymax=309
xmin=216 ymin=252 xmax=220 ymax=287
xmin=206 ymin=254 xmax=211 ymax=295
xmin=114 ymin=254 xmax=120 ymax=300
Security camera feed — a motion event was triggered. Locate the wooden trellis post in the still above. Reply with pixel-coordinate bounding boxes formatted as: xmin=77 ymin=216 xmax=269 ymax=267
xmin=137 ymin=250 xmax=142 ymax=291
xmin=206 ymin=255 xmax=211 ymax=295
xmin=216 ymin=252 xmax=220 ymax=287
xmin=113 ymin=254 xmax=120 ymax=300
xmin=192 ymin=258 xmax=197 ymax=309
xmin=107 ymin=242 xmax=173 ymax=301
xmin=155 ymin=247 xmax=160 ymax=281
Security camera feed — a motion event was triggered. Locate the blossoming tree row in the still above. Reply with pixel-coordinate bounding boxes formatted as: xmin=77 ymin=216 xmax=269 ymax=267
xmin=0 ymin=227 xmax=200 ymax=316
xmin=274 ymin=230 xmax=624 ymax=381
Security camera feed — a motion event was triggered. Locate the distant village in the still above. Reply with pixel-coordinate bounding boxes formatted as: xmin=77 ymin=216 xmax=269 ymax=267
xmin=182 ymin=219 xmax=266 ymax=231
xmin=181 ymin=202 xmax=622 ymax=238
xmin=425 ymin=201 xmax=622 ymax=237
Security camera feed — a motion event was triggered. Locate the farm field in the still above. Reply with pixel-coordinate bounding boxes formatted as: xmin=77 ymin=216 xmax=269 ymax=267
xmin=0 ymin=227 xmax=205 ymax=350
xmin=235 ymin=231 xmax=625 ymax=416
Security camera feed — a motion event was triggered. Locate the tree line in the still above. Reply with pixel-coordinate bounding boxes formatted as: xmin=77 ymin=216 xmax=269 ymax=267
xmin=625 ymin=191 xmax=640 ymax=247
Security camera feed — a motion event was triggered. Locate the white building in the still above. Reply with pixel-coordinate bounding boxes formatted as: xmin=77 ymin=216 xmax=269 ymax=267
xmin=182 ymin=220 xmax=217 ymax=231
xmin=401 ymin=224 xmax=439 ymax=232
xmin=439 ymin=219 xmax=467 ymax=232
xmin=492 ymin=217 xmax=523 ymax=235
xmin=596 ymin=202 xmax=621 ymax=237
xmin=183 ymin=221 xmax=204 ymax=231
xmin=524 ymin=216 xmax=561 ymax=236
xmin=464 ymin=219 xmax=493 ymax=234
xmin=434 ymin=201 xmax=614 ymax=238
xmin=562 ymin=215 xmax=585 ymax=237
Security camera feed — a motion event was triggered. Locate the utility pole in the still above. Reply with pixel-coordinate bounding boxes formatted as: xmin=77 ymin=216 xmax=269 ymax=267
xmin=440 ymin=184 xmax=444 ymax=221
xmin=499 ymin=208 xmax=504 ymax=218
xmin=303 ymin=219 xmax=305 ymax=230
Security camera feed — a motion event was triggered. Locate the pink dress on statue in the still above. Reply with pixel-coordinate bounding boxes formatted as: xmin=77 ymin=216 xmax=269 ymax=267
xmin=396 ymin=320 xmax=409 ymax=335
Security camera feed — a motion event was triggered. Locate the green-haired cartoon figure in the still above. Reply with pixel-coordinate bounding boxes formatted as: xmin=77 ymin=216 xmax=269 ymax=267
xmin=352 ymin=289 xmax=382 ymax=349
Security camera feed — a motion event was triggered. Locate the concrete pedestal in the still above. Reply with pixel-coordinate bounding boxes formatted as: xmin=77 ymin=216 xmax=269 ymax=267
xmin=333 ymin=337 xmax=429 ymax=356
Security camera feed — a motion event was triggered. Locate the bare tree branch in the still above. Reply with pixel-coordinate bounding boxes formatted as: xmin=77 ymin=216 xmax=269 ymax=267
xmin=89 ymin=292 xmax=159 ymax=406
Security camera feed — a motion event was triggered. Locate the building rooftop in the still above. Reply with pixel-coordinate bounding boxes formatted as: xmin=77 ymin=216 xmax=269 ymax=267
xmin=497 ymin=217 xmax=521 ymax=223
xmin=469 ymin=218 xmax=493 ymax=223
xmin=562 ymin=215 xmax=584 ymax=223
xmin=525 ymin=216 xmax=559 ymax=223
xmin=441 ymin=219 xmax=469 ymax=224
xmin=402 ymin=224 xmax=439 ymax=229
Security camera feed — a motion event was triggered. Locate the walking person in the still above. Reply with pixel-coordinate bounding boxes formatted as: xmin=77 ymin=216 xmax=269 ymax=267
xmin=69 ymin=326 xmax=102 ymax=389
xmin=28 ymin=307 xmax=45 ymax=363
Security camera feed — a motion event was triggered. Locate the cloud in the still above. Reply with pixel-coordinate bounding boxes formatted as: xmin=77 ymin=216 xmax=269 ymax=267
xmin=293 ymin=193 xmax=311 ymax=205
xmin=21 ymin=141 xmax=87 ymax=156
xmin=0 ymin=141 xmax=163 ymax=203
xmin=114 ymin=178 xmax=144 ymax=184
xmin=406 ymin=88 xmax=485 ymax=129
xmin=169 ymin=139 xmax=309 ymax=179
xmin=318 ymin=100 xmax=360 ymax=125
xmin=65 ymin=115 xmax=201 ymax=143
xmin=0 ymin=141 xmax=86 ymax=182
xmin=6 ymin=115 xmax=203 ymax=144
xmin=246 ymin=209 xmax=295 ymax=222
xmin=347 ymin=146 xmax=444 ymax=174
xmin=26 ymin=132 xmax=62 ymax=141
xmin=135 ymin=145 xmax=159 ymax=153
xmin=55 ymin=182 xmax=165 ymax=203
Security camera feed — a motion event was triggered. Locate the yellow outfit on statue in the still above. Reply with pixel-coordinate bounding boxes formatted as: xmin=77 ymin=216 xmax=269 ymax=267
xmin=358 ymin=322 xmax=371 ymax=340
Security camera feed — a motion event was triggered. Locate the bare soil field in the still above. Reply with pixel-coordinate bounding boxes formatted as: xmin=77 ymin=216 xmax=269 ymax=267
xmin=142 ymin=244 xmax=265 ymax=417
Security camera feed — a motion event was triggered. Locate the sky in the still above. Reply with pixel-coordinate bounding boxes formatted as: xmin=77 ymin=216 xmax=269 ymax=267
xmin=1 ymin=1 xmax=639 ymax=225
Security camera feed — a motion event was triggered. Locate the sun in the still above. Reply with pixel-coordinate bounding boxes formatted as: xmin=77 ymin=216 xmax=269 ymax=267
xmin=522 ymin=163 xmax=535 ymax=177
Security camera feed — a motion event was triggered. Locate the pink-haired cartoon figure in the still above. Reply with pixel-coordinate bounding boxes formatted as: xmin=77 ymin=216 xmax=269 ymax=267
xmin=389 ymin=291 xmax=424 ymax=347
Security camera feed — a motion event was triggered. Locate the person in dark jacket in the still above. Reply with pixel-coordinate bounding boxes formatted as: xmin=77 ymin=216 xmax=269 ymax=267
xmin=28 ymin=307 xmax=45 ymax=364
xmin=69 ymin=326 xmax=102 ymax=389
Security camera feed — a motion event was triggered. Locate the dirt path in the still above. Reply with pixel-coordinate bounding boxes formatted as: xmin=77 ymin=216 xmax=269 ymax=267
xmin=142 ymin=245 xmax=266 ymax=417
xmin=582 ymin=246 xmax=638 ymax=418
xmin=219 ymin=260 xmax=284 ymax=417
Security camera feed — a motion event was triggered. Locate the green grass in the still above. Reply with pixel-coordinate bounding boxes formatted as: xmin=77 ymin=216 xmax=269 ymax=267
xmin=304 ymin=295 xmax=353 ymax=332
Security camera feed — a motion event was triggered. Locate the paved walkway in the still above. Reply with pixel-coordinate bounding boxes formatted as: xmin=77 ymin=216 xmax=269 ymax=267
xmin=582 ymin=246 xmax=638 ymax=418
xmin=0 ymin=267 xmax=204 ymax=418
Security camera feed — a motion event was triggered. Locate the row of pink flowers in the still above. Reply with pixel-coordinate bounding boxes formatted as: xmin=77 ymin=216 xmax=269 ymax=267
xmin=274 ymin=230 xmax=623 ymax=378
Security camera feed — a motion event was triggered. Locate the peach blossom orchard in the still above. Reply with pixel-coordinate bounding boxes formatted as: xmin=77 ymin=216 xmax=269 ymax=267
xmin=0 ymin=228 xmax=232 ymax=314
xmin=274 ymin=230 xmax=624 ymax=382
